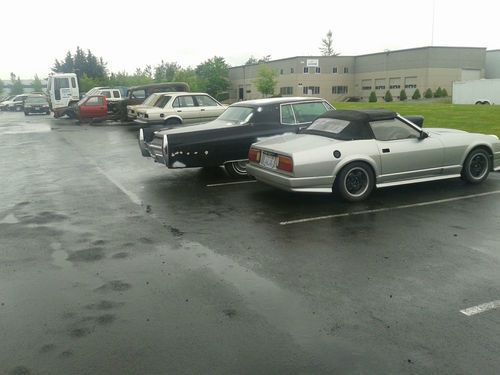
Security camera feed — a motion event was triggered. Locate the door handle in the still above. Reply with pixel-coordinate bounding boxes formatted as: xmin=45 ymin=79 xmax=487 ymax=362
xmin=177 ymin=110 xmax=182 ymax=112
xmin=200 ymin=109 xmax=206 ymax=111
xmin=382 ymin=148 xmax=390 ymax=153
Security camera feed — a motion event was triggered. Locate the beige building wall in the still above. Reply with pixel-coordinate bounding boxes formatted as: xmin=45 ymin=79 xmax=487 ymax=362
xmin=228 ymin=47 xmax=487 ymax=103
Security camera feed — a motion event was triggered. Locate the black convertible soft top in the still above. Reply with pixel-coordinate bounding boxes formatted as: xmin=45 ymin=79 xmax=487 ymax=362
xmin=318 ymin=109 xmax=397 ymax=122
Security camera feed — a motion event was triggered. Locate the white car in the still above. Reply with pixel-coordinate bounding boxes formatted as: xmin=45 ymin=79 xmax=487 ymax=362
xmin=127 ymin=92 xmax=165 ymax=120
xmin=1 ymin=94 xmax=29 ymax=111
xmin=134 ymin=92 xmax=226 ymax=126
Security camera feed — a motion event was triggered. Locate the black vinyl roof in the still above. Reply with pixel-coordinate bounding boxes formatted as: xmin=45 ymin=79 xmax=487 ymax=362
xmin=319 ymin=109 xmax=397 ymax=122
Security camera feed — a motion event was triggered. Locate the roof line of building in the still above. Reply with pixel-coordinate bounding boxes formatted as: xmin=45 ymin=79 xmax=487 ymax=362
xmin=231 ymin=46 xmax=487 ymax=69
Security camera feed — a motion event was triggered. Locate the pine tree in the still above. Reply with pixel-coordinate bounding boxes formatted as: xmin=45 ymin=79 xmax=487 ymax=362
xmin=369 ymin=91 xmax=377 ymax=102
xmin=400 ymin=89 xmax=407 ymax=101
xmin=424 ymin=88 xmax=433 ymax=99
xmin=384 ymin=90 xmax=393 ymax=102
xmin=412 ymin=89 xmax=421 ymax=100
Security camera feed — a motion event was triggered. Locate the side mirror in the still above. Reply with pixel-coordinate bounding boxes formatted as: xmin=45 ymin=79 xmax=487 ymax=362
xmin=419 ymin=131 xmax=429 ymax=140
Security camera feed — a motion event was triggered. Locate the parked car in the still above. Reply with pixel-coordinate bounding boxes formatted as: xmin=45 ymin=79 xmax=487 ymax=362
xmin=246 ymin=109 xmax=500 ymax=201
xmin=140 ymin=97 xmax=334 ymax=177
xmin=134 ymin=92 xmax=227 ymax=126
xmin=1 ymin=94 xmax=29 ymax=111
xmin=117 ymin=82 xmax=190 ymax=121
xmin=0 ymin=95 xmax=16 ymax=111
xmin=75 ymin=95 xmax=108 ymax=121
xmin=24 ymin=95 xmax=50 ymax=115
xmin=127 ymin=93 xmax=165 ymax=120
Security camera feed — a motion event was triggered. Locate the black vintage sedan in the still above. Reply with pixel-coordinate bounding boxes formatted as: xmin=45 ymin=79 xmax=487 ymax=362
xmin=139 ymin=97 xmax=334 ymax=177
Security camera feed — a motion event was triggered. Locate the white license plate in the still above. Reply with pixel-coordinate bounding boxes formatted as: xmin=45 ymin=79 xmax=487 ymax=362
xmin=260 ymin=153 xmax=277 ymax=169
xmin=35 ymin=107 xmax=40 ymax=110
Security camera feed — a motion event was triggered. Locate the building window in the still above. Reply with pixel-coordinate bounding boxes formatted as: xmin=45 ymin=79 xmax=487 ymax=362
xmin=361 ymin=79 xmax=372 ymax=91
xmin=389 ymin=77 xmax=401 ymax=90
xmin=303 ymin=86 xmax=320 ymax=95
xmin=362 ymin=86 xmax=372 ymax=90
xmin=344 ymin=67 xmax=349 ymax=73
xmin=315 ymin=67 xmax=321 ymax=74
xmin=405 ymin=84 xmax=417 ymax=89
xmin=332 ymin=67 xmax=338 ymax=73
xmin=290 ymin=67 xmax=294 ymax=74
xmin=280 ymin=87 xmax=294 ymax=96
xmin=375 ymin=85 xmax=385 ymax=90
xmin=332 ymin=86 xmax=348 ymax=94
xmin=389 ymin=84 xmax=401 ymax=89
xmin=280 ymin=69 xmax=284 ymax=75
xmin=303 ymin=67 xmax=309 ymax=74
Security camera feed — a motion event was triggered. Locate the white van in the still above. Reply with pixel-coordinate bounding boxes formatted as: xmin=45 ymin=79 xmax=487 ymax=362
xmin=47 ymin=73 xmax=80 ymax=117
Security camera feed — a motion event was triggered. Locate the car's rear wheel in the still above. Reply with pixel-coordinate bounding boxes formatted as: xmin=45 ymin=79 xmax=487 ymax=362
xmin=164 ymin=118 xmax=181 ymax=126
xmin=461 ymin=148 xmax=490 ymax=184
xmin=224 ymin=161 xmax=249 ymax=178
xmin=336 ymin=162 xmax=375 ymax=202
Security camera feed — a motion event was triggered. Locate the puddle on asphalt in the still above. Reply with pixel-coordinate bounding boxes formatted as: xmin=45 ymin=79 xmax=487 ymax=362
xmin=51 ymin=250 xmax=73 ymax=269
xmin=0 ymin=123 xmax=51 ymax=134
xmin=0 ymin=213 xmax=19 ymax=224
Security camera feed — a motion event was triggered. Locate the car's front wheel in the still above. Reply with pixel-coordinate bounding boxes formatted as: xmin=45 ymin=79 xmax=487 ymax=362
xmin=336 ymin=162 xmax=375 ymax=202
xmin=224 ymin=161 xmax=249 ymax=178
xmin=164 ymin=118 xmax=181 ymax=126
xmin=461 ymin=148 xmax=490 ymax=184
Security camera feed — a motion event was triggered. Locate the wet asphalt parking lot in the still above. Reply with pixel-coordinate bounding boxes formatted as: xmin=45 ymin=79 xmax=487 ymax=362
xmin=1 ymin=110 xmax=499 ymax=375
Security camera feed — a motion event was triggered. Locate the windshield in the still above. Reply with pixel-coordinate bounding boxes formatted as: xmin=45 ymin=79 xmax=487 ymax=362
xmin=142 ymin=94 xmax=160 ymax=106
xmin=26 ymin=97 xmax=48 ymax=104
xmin=217 ymin=107 xmax=254 ymax=124
xmin=154 ymin=96 xmax=171 ymax=108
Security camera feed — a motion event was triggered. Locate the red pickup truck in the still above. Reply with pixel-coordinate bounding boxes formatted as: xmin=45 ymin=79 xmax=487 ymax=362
xmin=75 ymin=95 xmax=111 ymax=121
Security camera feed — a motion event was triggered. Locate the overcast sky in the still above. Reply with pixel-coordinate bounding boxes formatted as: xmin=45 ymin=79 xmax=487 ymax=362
xmin=1 ymin=0 xmax=498 ymax=80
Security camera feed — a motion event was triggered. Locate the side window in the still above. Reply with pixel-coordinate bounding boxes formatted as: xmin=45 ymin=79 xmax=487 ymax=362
xmin=176 ymin=96 xmax=195 ymax=108
xmin=195 ymin=95 xmax=218 ymax=107
xmin=85 ymin=97 xmax=104 ymax=106
xmin=370 ymin=119 xmax=420 ymax=141
xmin=291 ymin=102 xmax=329 ymax=123
xmin=71 ymin=77 xmax=77 ymax=88
xmin=102 ymin=91 xmax=111 ymax=98
xmin=131 ymin=90 xmax=146 ymax=99
xmin=281 ymin=104 xmax=296 ymax=125
xmin=113 ymin=90 xmax=120 ymax=98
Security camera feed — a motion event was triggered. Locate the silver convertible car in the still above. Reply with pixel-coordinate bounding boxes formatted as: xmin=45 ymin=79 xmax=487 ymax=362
xmin=246 ymin=109 xmax=500 ymax=201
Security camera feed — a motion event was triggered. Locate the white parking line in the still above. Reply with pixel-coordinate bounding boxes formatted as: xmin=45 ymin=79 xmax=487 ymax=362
xmin=206 ymin=180 xmax=257 ymax=187
xmin=280 ymin=190 xmax=500 ymax=226
xmin=460 ymin=300 xmax=500 ymax=316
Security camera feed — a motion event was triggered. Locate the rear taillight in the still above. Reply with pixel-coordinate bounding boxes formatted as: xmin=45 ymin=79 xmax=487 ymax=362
xmin=248 ymin=148 xmax=261 ymax=162
xmin=277 ymin=155 xmax=293 ymax=172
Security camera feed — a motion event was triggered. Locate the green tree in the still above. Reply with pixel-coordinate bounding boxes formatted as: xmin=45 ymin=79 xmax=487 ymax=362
xmin=173 ymin=68 xmax=200 ymax=91
xmin=52 ymin=47 xmax=107 ymax=80
xmin=434 ymin=87 xmax=443 ymax=98
xmin=320 ymin=30 xmax=339 ymax=56
xmin=0 ymin=78 xmax=4 ymax=95
xmin=79 ymin=73 xmax=106 ymax=93
xmin=399 ymin=89 xmax=407 ymax=101
xmin=441 ymin=88 xmax=448 ymax=97
xmin=384 ymin=90 xmax=393 ymax=102
xmin=424 ymin=88 xmax=433 ymax=99
xmin=32 ymin=75 xmax=43 ymax=92
xmin=369 ymin=91 xmax=377 ymax=102
xmin=245 ymin=55 xmax=271 ymax=65
xmin=255 ymin=65 xmax=278 ymax=97
xmin=195 ymin=56 xmax=230 ymax=100
xmin=10 ymin=73 xmax=24 ymax=95
xmin=412 ymin=88 xmax=421 ymax=100
xmin=154 ymin=61 xmax=180 ymax=82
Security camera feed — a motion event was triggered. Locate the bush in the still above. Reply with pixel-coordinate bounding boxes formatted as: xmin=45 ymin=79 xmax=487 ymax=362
xmin=441 ymin=88 xmax=448 ymax=97
xmin=424 ymin=88 xmax=433 ymax=99
xmin=399 ymin=89 xmax=407 ymax=101
xmin=384 ymin=90 xmax=393 ymax=102
xmin=434 ymin=87 xmax=443 ymax=98
xmin=368 ymin=91 xmax=377 ymax=102
xmin=412 ymin=89 xmax=421 ymax=100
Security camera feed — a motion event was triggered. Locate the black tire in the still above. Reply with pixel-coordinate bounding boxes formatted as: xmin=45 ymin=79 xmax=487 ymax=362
xmin=224 ymin=161 xmax=249 ymax=178
xmin=461 ymin=148 xmax=490 ymax=184
xmin=24 ymin=112 xmax=29 ymax=116
xmin=164 ymin=118 xmax=182 ymax=126
xmin=336 ymin=162 xmax=375 ymax=202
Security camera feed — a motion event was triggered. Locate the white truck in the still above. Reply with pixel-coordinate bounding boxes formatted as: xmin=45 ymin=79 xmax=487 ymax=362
xmin=46 ymin=73 xmax=80 ymax=117
xmin=452 ymin=79 xmax=500 ymax=105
